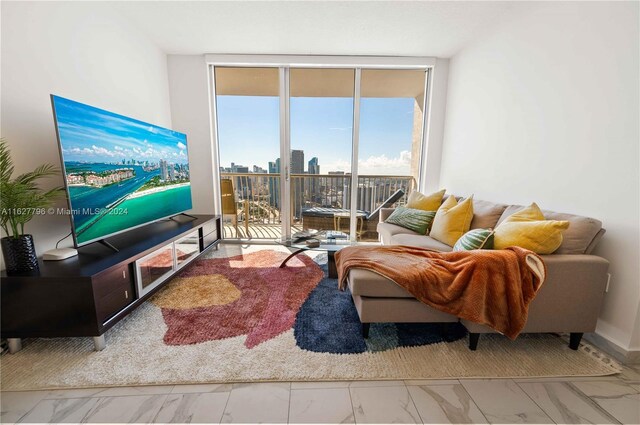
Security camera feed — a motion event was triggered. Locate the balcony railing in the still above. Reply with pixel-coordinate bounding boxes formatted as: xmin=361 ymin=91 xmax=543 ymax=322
xmin=221 ymin=173 xmax=416 ymax=239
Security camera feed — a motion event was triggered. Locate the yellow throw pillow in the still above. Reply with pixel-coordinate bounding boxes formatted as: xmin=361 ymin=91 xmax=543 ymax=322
xmin=494 ymin=220 xmax=570 ymax=254
xmin=429 ymin=195 xmax=474 ymax=247
xmin=504 ymin=202 xmax=545 ymax=223
xmin=406 ymin=189 xmax=446 ymax=211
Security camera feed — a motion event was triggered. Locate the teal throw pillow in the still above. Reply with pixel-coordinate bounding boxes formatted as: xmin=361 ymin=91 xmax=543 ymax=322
xmin=385 ymin=207 xmax=436 ymax=235
xmin=453 ymin=228 xmax=495 ymax=251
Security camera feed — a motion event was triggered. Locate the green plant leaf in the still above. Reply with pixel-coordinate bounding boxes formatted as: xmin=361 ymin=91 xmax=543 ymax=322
xmin=0 ymin=139 xmax=64 ymax=237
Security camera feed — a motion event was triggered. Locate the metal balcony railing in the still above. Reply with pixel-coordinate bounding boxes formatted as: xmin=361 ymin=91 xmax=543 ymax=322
xmin=221 ymin=173 xmax=416 ymax=239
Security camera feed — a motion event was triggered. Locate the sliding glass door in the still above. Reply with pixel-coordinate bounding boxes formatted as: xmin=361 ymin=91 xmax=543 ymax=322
xmin=289 ymin=68 xmax=355 ymax=237
xmin=210 ymin=60 xmax=429 ymax=242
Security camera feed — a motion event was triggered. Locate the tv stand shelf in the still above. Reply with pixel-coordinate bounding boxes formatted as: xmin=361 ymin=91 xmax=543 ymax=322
xmin=1 ymin=214 xmax=221 ymax=353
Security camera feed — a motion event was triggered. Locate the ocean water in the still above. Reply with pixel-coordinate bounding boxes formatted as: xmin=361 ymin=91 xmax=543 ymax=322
xmin=76 ymin=185 xmax=193 ymax=244
xmin=66 ymin=162 xmax=158 ymax=228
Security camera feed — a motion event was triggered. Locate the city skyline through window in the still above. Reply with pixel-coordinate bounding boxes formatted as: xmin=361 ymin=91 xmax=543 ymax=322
xmin=217 ymin=95 xmax=416 ymax=176
xmin=214 ymin=66 xmax=425 ymax=240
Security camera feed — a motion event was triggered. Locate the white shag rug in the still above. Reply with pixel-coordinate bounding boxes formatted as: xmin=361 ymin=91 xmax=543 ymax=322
xmin=0 ymin=245 xmax=621 ymax=391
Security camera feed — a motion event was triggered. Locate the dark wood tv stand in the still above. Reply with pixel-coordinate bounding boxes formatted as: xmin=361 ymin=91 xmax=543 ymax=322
xmin=1 ymin=214 xmax=221 ymax=353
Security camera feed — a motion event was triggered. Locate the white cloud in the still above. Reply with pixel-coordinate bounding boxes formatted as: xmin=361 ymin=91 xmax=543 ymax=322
xmin=177 ymin=141 xmax=186 ymax=150
xmin=91 ymin=145 xmax=116 ymax=157
xmin=324 ymin=150 xmax=412 ymax=175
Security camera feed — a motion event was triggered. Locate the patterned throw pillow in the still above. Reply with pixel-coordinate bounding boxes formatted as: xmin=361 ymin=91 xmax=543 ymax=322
xmin=453 ymin=228 xmax=495 ymax=251
xmin=385 ymin=207 xmax=436 ymax=235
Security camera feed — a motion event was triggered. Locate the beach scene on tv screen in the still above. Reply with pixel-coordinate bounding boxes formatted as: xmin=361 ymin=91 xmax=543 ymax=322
xmin=53 ymin=96 xmax=192 ymax=245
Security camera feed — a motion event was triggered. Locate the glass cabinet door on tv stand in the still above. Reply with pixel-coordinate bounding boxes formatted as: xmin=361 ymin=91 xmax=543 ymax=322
xmin=135 ymin=243 xmax=175 ymax=297
xmin=175 ymin=230 xmax=200 ymax=269
xmin=134 ymin=229 xmax=202 ymax=297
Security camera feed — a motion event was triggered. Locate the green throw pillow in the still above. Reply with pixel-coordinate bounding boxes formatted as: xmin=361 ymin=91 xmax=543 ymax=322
xmin=453 ymin=228 xmax=495 ymax=251
xmin=385 ymin=207 xmax=436 ymax=235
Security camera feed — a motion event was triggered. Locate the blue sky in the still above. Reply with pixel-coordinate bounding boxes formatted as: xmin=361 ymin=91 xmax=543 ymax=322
xmin=217 ymin=95 xmax=416 ymax=175
xmin=53 ymin=96 xmax=189 ymax=165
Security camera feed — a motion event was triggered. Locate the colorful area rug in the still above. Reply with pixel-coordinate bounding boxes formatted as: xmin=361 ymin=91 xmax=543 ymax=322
xmin=0 ymin=248 xmax=620 ymax=390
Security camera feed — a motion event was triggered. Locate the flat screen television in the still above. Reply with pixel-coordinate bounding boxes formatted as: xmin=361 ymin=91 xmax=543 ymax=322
xmin=51 ymin=95 xmax=193 ymax=247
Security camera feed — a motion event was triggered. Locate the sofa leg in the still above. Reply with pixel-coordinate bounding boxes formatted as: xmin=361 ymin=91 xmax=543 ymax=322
xmin=569 ymin=332 xmax=583 ymax=350
xmin=362 ymin=323 xmax=370 ymax=339
xmin=468 ymin=333 xmax=480 ymax=351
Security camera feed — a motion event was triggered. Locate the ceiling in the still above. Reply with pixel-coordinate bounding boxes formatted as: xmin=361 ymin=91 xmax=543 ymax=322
xmin=108 ymin=1 xmax=540 ymax=57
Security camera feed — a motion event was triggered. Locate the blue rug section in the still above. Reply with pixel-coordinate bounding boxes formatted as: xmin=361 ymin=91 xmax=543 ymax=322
xmin=293 ymin=256 xmax=467 ymax=354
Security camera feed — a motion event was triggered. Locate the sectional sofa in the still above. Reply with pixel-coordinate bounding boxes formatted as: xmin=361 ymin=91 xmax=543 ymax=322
xmin=345 ymin=197 xmax=610 ymax=350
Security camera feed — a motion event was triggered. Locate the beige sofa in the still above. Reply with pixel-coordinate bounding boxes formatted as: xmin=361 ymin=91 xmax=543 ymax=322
xmin=346 ymin=197 xmax=609 ymax=350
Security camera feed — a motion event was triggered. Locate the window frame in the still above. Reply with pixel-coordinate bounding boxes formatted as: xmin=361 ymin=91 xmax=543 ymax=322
xmin=206 ymin=55 xmax=435 ymax=241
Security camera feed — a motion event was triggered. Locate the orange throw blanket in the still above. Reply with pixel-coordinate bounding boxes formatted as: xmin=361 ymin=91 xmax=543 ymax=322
xmin=335 ymin=245 xmax=546 ymax=339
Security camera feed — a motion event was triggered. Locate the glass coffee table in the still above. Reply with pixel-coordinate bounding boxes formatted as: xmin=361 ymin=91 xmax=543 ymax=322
xmin=277 ymin=233 xmax=354 ymax=278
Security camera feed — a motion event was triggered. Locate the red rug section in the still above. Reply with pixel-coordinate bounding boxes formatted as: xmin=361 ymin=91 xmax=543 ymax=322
xmin=160 ymin=250 xmax=324 ymax=348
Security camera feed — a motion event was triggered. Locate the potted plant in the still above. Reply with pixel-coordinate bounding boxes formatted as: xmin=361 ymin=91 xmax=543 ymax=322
xmin=0 ymin=139 xmax=64 ymax=273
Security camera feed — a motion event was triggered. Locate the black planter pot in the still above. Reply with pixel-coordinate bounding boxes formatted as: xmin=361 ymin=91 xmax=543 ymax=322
xmin=1 ymin=235 xmax=39 ymax=274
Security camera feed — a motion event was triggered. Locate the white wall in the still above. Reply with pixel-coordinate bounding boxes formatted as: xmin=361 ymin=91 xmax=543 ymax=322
xmin=167 ymin=56 xmax=216 ymax=215
xmin=1 ymin=2 xmax=172 ymax=254
xmin=440 ymin=2 xmax=640 ymax=354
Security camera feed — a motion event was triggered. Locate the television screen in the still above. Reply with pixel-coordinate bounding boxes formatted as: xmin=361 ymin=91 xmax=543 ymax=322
xmin=51 ymin=95 xmax=193 ymax=247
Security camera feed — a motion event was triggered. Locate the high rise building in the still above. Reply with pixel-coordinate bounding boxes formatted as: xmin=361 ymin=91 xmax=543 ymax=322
xmin=307 ymin=157 xmax=320 ymax=203
xmin=253 ymin=165 xmax=268 ymax=186
xmin=308 ymin=157 xmax=320 ymax=174
xmin=230 ymin=163 xmax=251 ymax=197
xmin=159 ymin=159 xmax=169 ymax=181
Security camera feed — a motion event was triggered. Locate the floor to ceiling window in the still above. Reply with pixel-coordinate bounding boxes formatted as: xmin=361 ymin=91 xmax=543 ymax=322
xmin=289 ymin=68 xmax=355 ymax=237
xmin=356 ymin=69 xmax=425 ymax=227
xmin=210 ymin=59 xmax=430 ymax=242
xmin=214 ymin=67 xmax=280 ymax=239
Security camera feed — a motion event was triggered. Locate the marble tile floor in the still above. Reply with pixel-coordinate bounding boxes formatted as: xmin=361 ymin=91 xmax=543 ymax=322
xmin=2 ymin=365 xmax=639 ymax=424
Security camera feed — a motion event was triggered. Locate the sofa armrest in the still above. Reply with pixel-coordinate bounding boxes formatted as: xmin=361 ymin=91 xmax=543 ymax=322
xmin=463 ymin=254 xmax=610 ymax=334
xmin=529 ymin=254 xmax=609 ymax=331
xmin=379 ymin=208 xmax=395 ymax=223
xmin=542 ymin=254 xmax=610 ymax=269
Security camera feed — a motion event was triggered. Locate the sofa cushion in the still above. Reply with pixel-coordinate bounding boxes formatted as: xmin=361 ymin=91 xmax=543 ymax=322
xmin=494 ymin=203 xmax=570 ymax=254
xmin=470 ymin=199 xmax=509 ymax=230
xmin=430 ymin=195 xmax=474 ymax=247
xmin=497 ymin=204 xmax=525 ymax=225
xmin=453 ymin=228 xmax=495 ymax=251
xmin=542 ymin=211 xmax=603 ymax=255
xmin=406 ymin=189 xmax=446 ymax=211
xmin=385 ymin=207 xmax=436 ymax=234
xmin=585 ymin=228 xmax=606 ymax=255
xmin=377 ymin=221 xmax=419 ymax=244
xmin=497 ymin=205 xmax=603 ymax=254
xmin=494 ymin=220 xmax=570 ymax=254
xmin=348 ymin=268 xmax=414 ymax=298
xmin=390 ymin=234 xmax=453 ymax=252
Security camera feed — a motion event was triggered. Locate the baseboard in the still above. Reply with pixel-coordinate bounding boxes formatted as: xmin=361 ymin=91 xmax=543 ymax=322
xmin=584 ymin=332 xmax=640 ymax=365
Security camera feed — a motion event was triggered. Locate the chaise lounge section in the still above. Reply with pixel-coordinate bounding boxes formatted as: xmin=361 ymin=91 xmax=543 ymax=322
xmin=346 ymin=197 xmax=610 ymax=350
